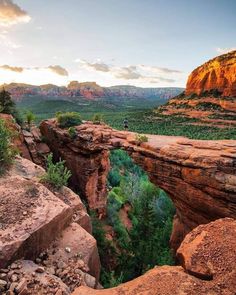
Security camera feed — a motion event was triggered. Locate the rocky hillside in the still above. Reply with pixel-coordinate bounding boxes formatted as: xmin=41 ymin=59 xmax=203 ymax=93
xmin=0 ymin=82 xmax=183 ymax=101
xmin=158 ymin=51 xmax=236 ymax=126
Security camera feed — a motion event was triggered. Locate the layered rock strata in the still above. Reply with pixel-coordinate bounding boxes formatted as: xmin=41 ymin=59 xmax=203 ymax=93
xmin=40 ymin=120 xmax=236 ymax=250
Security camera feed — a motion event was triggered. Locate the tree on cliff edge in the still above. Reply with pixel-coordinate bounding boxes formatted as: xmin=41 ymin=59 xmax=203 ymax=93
xmin=0 ymin=89 xmax=15 ymax=114
xmin=0 ymin=89 xmax=23 ymax=125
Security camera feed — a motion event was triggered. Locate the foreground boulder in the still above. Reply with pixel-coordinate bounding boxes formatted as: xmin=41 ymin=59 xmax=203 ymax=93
xmin=73 ymin=218 xmax=236 ymax=295
xmin=0 ymin=156 xmax=101 ymax=293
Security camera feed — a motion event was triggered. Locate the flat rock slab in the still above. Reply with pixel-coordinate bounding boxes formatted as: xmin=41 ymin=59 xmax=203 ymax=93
xmin=0 ymin=173 xmax=73 ymax=268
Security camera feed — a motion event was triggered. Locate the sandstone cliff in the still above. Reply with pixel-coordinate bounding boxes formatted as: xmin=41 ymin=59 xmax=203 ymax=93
xmin=186 ymin=50 xmax=236 ymax=97
xmin=158 ymin=51 xmax=236 ymax=125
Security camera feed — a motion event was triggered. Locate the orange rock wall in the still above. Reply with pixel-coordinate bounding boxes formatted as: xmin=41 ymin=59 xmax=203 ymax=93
xmin=185 ymin=50 xmax=236 ymax=97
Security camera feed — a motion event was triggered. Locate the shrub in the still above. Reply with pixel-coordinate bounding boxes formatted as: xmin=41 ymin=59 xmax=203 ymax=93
xmin=26 ymin=111 xmax=36 ymax=129
xmin=92 ymin=113 xmax=103 ymax=124
xmin=0 ymin=119 xmax=16 ymax=174
xmin=135 ymin=134 xmax=148 ymax=143
xmin=41 ymin=153 xmax=72 ymax=189
xmin=56 ymin=112 xmax=82 ymax=128
xmin=68 ymin=127 xmax=77 ymax=139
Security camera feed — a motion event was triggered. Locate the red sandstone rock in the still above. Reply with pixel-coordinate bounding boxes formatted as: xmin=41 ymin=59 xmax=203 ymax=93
xmin=185 ymin=50 xmax=236 ymax=97
xmin=0 ymin=169 xmax=73 ymax=267
xmin=40 ymin=120 xmax=236 ymax=250
xmin=72 ymin=218 xmax=236 ymax=295
xmin=177 ymin=218 xmax=236 ymax=280
xmin=158 ymin=51 xmax=236 ymax=125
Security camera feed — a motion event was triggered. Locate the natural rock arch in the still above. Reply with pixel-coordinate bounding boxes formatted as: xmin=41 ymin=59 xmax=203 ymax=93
xmin=40 ymin=120 xmax=236 ymax=249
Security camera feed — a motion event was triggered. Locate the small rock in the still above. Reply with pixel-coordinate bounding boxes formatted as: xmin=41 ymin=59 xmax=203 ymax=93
xmin=15 ymin=278 xmax=27 ymax=293
xmin=57 ymin=261 xmax=66 ymax=270
xmin=47 ymin=267 xmax=55 ymax=275
xmin=77 ymin=260 xmax=85 ymax=268
xmin=0 ymin=273 xmax=7 ymax=280
xmin=10 ymin=263 xmax=18 ymax=270
xmin=11 ymin=274 xmax=18 ymax=282
xmin=84 ymin=273 xmax=96 ymax=288
xmin=35 ymin=266 xmax=45 ymax=273
xmin=22 ymin=211 xmax=27 ymax=216
xmin=35 ymin=258 xmax=41 ymax=264
xmin=0 ymin=279 xmax=7 ymax=291
xmin=65 ymin=247 xmax=71 ymax=253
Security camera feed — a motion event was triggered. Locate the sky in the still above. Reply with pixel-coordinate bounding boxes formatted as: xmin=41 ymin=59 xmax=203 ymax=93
xmin=0 ymin=0 xmax=235 ymax=87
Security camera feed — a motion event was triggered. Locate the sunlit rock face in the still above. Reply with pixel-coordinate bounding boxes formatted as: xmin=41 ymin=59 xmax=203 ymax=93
xmin=185 ymin=50 xmax=236 ymax=97
xmin=40 ymin=120 xmax=236 ymax=251
xmin=157 ymin=51 xmax=236 ymax=126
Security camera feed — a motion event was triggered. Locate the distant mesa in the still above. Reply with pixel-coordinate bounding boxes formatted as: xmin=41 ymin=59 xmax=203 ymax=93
xmin=0 ymin=81 xmax=184 ymax=101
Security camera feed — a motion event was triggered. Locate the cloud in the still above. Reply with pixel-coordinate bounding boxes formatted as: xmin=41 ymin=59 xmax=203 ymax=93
xmin=48 ymin=65 xmax=68 ymax=76
xmin=139 ymin=65 xmax=182 ymax=74
xmin=0 ymin=64 xmax=69 ymax=76
xmin=0 ymin=64 xmax=23 ymax=72
xmin=0 ymin=0 xmax=31 ymax=27
xmin=76 ymin=59 xmax=181 ymax=84
xmin=114 ymin=66 xmax=142 ymax=80
xmin=216 ymin=47 xmax=236 ymax=54
xmin=76 ymin=59 xmax=110 ymax=72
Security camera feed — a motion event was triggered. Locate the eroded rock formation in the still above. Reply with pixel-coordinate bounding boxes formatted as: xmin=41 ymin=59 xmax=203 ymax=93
xmin=73 ymin=218 xmax=236 ymax=295
xmin=40 ymin=120 xmax=236 ymax=250
xmin=186 ymin=50 xmax=236 ymax=97
xmin=158 ymin=51 xmax=236 ymax=126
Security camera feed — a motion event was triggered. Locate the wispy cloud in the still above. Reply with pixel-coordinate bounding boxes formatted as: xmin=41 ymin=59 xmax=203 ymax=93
xmin=0 ymin=0 xmax=31 ymax=27
xmin=76 ymin=59 xmax=110 ymax=72
xmin=0 ymin=64 xmax=23 ymax=72
xmin=48 ymin=65 xmax=68 ymax=76
xmin=76 ymin=59 xmax=182 ymax=84
xmin=216 ymin=47 xmax=236 ymax=54
xmin=0 ymin=64 xmax=69 ymax=76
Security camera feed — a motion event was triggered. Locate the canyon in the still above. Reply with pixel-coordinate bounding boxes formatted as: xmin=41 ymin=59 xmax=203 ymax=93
xmin=0 ymin=112 xmax=236 ymax=294
xmin=40 ymin=120 xmax=236 ymax=251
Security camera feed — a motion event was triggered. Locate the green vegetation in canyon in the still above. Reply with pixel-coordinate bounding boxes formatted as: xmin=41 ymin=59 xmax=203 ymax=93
xmin=92 ymin=149 xmax=175 ymax=287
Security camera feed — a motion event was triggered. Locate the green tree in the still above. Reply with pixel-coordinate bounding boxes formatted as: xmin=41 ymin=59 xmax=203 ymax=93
xmin=0 ymin=89 xmax=15 ymax=114
xmin=0 ymin=119 xmax=16 ymax=175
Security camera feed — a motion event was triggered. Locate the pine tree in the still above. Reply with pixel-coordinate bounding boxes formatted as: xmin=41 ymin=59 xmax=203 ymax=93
xmin=0 ymin=89 xmax=15 ymax=114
